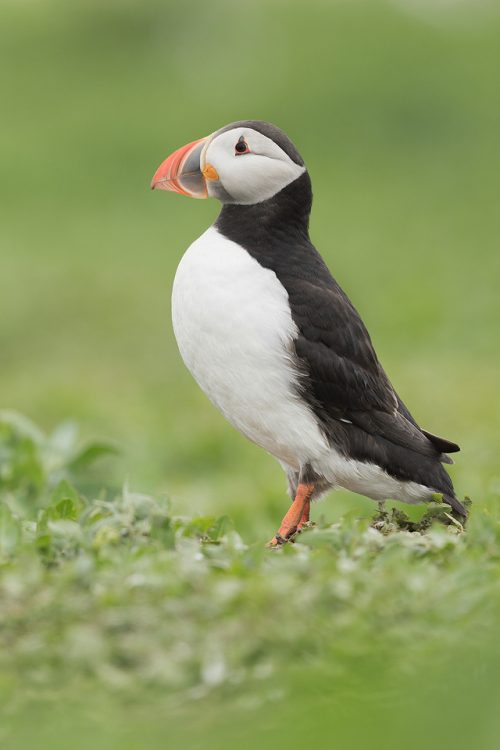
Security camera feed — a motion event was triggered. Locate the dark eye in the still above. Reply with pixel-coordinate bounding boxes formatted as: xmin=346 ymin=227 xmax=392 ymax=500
xmin=235 ymin=136 xmax=250 ymax=155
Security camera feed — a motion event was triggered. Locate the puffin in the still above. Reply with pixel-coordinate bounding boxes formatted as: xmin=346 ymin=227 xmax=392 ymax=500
xmin=151 ymin=120 xmax=465 ymax=545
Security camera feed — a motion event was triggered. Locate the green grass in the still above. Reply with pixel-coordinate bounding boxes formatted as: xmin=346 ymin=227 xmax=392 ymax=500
xmin=1 ymin=411 xmax=500 ymax=750
xmin=1 ymin=0 xmax=500 ymax=746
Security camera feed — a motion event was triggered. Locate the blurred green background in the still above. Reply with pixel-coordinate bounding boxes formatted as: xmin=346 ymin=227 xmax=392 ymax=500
xmin=1 ymin=0 xmax=500 ymax=747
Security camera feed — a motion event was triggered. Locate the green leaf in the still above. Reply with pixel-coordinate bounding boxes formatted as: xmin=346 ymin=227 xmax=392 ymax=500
xmin=35 ymin=531 xmax=51 ymax=553
xmin=68 ymin=441 xmax=120 ymax=473
xmin=47 ymin=480 xmax=82 ymax=521
xmin=422 ymin=502 xmax=452 ymax=518
xmin=51 ymin=479 xmax=80 ymax=503
xmin=0 ymin=420 xmax=45 ymax=500
xmin=0 ymin=503 xmax=21 ymax=557
xmin=0 ymin=410 xmax=45 ymax=445
xmin=208 ymin=515 xmax=233 ymax=542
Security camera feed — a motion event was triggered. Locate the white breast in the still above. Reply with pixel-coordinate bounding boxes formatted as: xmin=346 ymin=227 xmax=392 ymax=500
xmin=171 ymin=226 xmax=330 ymax=469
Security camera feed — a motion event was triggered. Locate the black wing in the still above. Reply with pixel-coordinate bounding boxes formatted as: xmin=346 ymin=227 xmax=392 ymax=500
xmin=284 ymin=253 xmax=459 ymax=466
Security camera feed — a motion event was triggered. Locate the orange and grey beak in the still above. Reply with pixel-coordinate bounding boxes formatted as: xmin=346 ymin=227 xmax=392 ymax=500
xmin=151 ymin=135 xmax=217 ymax=198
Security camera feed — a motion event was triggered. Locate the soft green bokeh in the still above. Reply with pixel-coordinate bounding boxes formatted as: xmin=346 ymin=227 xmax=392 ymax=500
xmin=1 ymin=412 xmax=499 ymax=750
xmin=1 ymin=0 xmax=499 ymax=747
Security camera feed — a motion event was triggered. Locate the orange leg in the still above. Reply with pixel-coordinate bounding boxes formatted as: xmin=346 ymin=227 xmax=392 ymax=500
xmin=297 ymin=498 xmax=311 ymax=530
xmin=268 ymin=483 xmax=314 ymax=546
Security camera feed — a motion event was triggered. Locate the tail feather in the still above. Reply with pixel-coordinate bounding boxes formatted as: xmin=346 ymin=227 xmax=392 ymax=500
xmin=422 ymin=429 xmax=460 ymax=454
xmin=443 ymin=493 xmax=468 ymax=519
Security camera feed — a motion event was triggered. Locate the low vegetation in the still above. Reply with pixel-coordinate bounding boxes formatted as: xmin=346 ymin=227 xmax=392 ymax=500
xmin=1 ymin=411 xmax=499 ymax=749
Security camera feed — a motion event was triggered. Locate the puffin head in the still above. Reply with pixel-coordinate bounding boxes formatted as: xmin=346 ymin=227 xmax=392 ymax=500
xmin=151 ymin=120 xmax=306 ymax=206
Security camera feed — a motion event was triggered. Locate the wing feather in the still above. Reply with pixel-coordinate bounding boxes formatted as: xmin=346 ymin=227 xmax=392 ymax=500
xmin=291 ymin=279 xmax=459 ymax=460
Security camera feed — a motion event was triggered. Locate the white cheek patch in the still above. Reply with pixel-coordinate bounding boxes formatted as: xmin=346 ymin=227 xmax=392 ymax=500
xmin=205 ymin=128 xmax=305 ymax=205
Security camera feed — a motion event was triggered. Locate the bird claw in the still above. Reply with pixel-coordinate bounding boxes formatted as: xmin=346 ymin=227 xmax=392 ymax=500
xmin=266 ymin=533 xmax=286 ymax=548
xmin=266 ymin=529 xmax=298 ymax=548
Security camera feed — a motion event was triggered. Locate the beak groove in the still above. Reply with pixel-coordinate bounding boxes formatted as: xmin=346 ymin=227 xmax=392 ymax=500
xmin=151 ymin=136 xmax=210 ymax=198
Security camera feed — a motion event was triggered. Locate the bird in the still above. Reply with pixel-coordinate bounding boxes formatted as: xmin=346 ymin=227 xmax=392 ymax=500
xmin=151 ymin=120 xmax=466 ymax=546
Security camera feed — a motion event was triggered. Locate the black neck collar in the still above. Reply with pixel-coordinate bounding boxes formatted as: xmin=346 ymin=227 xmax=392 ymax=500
xmin=215 ymin=171 xmax=312 ymax=246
